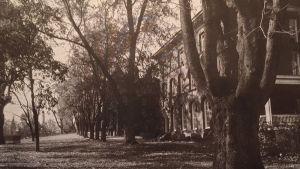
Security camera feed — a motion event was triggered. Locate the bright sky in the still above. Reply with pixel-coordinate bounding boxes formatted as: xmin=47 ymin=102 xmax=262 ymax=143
xmin=53 ymin=41 xmax=71 ymax=64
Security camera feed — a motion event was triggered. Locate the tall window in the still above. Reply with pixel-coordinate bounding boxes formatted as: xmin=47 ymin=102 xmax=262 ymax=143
xmin=289 ymin=18 xmax=300 ymax=75
xmin=292 ymin=52 xmax=300 ymax=75
xmin=199 ymin=32 xmax=205 ymax=54
xmin=289 ymin=18 xmax=299 ymax=41
xmin=203 ymin=99 xmax=212 ymax=129
xmin=178 ymin=48 xmax=184 ymax=67
xmin=177 ymin=74 xmax=182 ymax=94
xmin=169 ymin=78 xmax=175 ymax=103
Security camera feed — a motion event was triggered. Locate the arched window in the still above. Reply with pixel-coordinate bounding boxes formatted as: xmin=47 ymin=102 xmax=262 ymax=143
xmin=199 ymin=32 xmax=205 ymax=54
xmin=191 ymin=101 xmax=201 ymax=131
xmin=178 ymin=48 xmax=184 ymax=67
xmin=203 ymin=99 xmax=212 ymax=129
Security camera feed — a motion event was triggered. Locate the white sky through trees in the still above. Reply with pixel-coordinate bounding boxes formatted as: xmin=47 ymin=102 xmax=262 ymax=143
xmin=4 ymin=0 xmax=202 ymax=124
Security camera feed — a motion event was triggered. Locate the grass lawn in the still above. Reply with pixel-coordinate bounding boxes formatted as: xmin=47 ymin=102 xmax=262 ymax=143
xmin=0 ymin=133 xmax=299 ymax=169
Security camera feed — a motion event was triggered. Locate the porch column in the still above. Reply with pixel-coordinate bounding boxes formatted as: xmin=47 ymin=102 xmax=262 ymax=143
xmin=265 ymin=99 xmax=272 ymax=124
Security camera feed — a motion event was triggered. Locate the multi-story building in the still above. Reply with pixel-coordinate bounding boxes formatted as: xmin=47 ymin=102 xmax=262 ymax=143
xmin=263 ymin=1 xmax=300 ymax=125
xmin=153 ymin=2 xmax=300 ymax=137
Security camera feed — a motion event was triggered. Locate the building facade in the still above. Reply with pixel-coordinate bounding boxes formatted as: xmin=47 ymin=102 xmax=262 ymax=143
xmin=153 ymin=2 xmax=300 ymax=136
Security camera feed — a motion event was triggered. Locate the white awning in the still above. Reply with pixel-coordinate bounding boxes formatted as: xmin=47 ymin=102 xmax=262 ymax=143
xmin=275 ymin=75 xmax=300 ymax=85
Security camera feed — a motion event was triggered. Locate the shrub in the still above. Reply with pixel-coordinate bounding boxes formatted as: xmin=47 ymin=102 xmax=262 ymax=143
xmin=259 ymin=122 xmax=300 ymax=156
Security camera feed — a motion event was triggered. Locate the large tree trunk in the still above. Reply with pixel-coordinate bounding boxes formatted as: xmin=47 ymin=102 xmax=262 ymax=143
xmin=124 ymin=125 xmax=136 ymax=144
xmin=33 ymin=110 xmax=39 ymax=151
xmin=0 ymin=51 xmax=6 ymax=144
xmin=213 ymin=98 xmax=264 ymax=169
xmin=100 ymin=102 xmax=108 ymax=142
xmin=179 ymin=0 xmax=286 ymax=168
xmin=83 ymin=120 xmax=88 ymax=138
xmin=95 ymin=116 xmax=101 ymax=140
xmin=89 ymin=121 xmax=94 ymax=139
xmin=0 ymin=96 xmax=10 ymax=144
xmin=0 ymin=102 xmax=5 ymax=144
xmin=124 ymin=93 xmax=138 ymax=144
xmin=60 ymin=118 xmax=64 ymax=134
xmin=100 ymin=120 xmax=107 ymax=142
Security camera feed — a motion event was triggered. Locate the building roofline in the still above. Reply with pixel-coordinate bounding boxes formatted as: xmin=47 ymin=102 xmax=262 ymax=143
xmin=152 ymin=11 xmax=203 ymax=60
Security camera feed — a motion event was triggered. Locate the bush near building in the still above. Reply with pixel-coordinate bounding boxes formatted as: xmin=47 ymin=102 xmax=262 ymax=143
xmin=259 ymin=122 xmax=300 ymax=156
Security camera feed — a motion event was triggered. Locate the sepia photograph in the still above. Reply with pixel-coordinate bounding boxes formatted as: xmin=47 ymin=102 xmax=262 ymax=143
xmin=0 ymin=0 xmax=300 ymax=168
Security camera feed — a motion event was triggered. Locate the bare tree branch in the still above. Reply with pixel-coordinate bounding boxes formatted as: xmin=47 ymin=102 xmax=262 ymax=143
xmin=202 ymin=0 xmax=223 ymax=96
xmin=260 ymin=0 xmax=288 ymax=103
xmin=135 ymin=0 xmax=148 ymax=36
xmin=38 ymin=29 xmax=85 ymax=48
xmin=61 ymin=0 xmax=124 ymax=110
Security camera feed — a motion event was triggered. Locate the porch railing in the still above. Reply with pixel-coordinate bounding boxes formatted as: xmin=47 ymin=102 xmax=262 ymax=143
xmin=260 ymin=114 xmax=300 ymax=125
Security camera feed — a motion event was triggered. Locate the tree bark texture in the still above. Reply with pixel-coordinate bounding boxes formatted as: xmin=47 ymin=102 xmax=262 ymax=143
xmin=100 ymin=120 xmax=107 ymax=142
xmin=0 ymin=97 xmax=10 ymax=144
xmin=124 ymin=124 xmax=137 ymax=144
xmin=100 ymin=101 xmax=108 ymax=142
xmin=60 ymin=118 xmax=64 ymax=134
xmin=95 ymin=115 xmax=101 ymax=140
xmin=89 ymin=122 xmax=94 ymax=139
xmin=0 ymin=102 xmax=5 ymax=144
xmin=179 ymin=0 xmax=287 ymax=168
xmin=212 ymin=97 xmax=264 ymax=169
xmin=29 ymin=69 xmax=40 ymax=152
xmin=0 ymin=53 xmax=7 ymax=144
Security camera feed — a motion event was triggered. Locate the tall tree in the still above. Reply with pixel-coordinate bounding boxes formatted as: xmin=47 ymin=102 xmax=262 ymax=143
xmin=118 ymin=0 xmax=149 ymax=144
xmin=41 ymin=0 xmax=176 ymax=144
xmin=180 ymin=0 xmax=288 ymax=168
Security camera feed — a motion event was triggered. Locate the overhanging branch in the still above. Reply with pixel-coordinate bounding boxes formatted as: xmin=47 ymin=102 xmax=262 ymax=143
xmin=38 ymin=29 xmax=85 ymax=48
xmin=179 ymin=0 xmax=208 ymax=96
xmin=260 ymin=0 xmax=288 ymax=103
xmin=202 ymin=0 xmax=222 ymax=96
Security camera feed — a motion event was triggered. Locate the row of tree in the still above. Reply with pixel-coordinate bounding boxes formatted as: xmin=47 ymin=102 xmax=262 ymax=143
xmin=1 ymin=0 xmax=176 ymax=148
